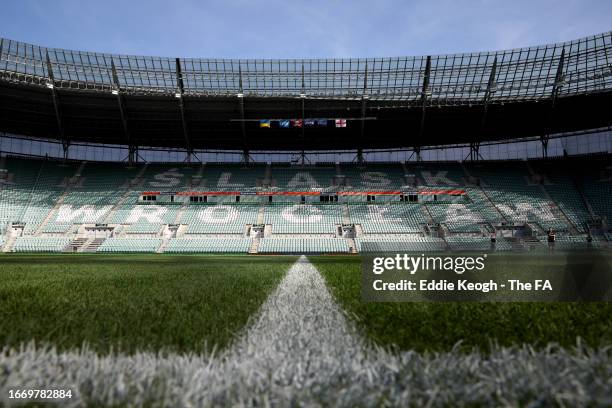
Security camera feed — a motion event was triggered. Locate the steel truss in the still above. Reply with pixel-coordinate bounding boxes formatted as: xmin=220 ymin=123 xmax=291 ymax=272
xmin=0 ymin=32 xmax=610 ymax=104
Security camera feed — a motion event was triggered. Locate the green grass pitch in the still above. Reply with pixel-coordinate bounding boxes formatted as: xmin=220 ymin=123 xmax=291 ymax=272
xmin=311 ymin=255 xmax=612 ymax=352
xmin=0 ymin=254 xmax=296 ymax=354
xmin=1 ymin=253 xmax=611 ymax=356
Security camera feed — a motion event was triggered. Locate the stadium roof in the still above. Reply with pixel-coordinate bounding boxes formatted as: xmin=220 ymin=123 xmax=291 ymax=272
xmin=0 ymin=32 xmax=611 ymax=157
xmin=3 ymin=32 xmax=612 ymax=100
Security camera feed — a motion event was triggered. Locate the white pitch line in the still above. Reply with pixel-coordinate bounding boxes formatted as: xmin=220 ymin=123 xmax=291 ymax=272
xmin=219 ymin=255 xmax=370 ymax=392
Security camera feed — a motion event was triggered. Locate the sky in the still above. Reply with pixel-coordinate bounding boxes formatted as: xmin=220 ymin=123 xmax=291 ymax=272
xmin=1 ymin=0 xmax=611 ymax=59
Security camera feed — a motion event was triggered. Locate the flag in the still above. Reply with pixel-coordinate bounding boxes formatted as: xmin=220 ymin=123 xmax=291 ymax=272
xmin=279 ymin=119 xmax=290 ymax=128
xmin=304 ymin=119 xmax=316 ymax=127
xmin=291 ymin=119 xmax=303 ymax=128
xmin=335 ymin=119 xmax=347 ymax=128
xmin=316 ymin=119 xmax=328 ymax=127
xmin=259 ymin=120 xmax=270 ymax=128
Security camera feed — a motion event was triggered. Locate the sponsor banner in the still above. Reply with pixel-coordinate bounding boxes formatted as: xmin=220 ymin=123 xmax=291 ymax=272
xmin=337 ymin=191 xmax=402 ymax=195
xmin=337 ymin=190 xmax=466 ymax=196
xmin=142 ymin=190 xmax=465 ymax=196
xmin=256 ymin=191 xmax=321 ymax=196
xmin=419 ymin=189 xmax=466 ymax=195
xmin=143 ymin=191 xmax=321 ymax=196
xmin=361 ymin=249 xmax=612 ymax=302
xmin=175 ymin=191 xmax=241 ymax=196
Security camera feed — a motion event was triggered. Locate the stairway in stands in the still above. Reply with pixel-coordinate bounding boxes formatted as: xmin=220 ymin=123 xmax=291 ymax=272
xmin=64 ymin=237 xmax=88 ymax=252
xmin=2 ymin=235 xmax=17 ymax=253
xmin=346 ymin=237 xmax=357 ymax=253
xmin=249 ymin=238 xmax=260 ymax=254
xmin=341 ymin=204 xmax=351 ymax=224
xmin=256 ymin=206 xmax=265 ymax=224
xmin=82 ymin=238 xmax=106 ymax=253
xmin=156 ymin=238 xmax=170 ymax=254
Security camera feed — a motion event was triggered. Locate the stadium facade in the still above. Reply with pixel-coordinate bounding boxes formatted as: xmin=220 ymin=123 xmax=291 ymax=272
xmin=0 ymin=33 xmax=610 ymax=254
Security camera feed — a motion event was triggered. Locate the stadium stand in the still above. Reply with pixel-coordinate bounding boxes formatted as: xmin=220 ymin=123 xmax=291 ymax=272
xmin=349 ymin=204 xmax=424 ymax=234
xmin=97 ymin=238 xmax=162 ymax=253
xmin=166 ymin=238 xmax=252 ymax=253
xmin=270 ymin=166 xmax=337 ymax=190
xmin=13 ymin=236 xmax=71 ymax=252
xmin=259 ymin=237 xmax=350 ymax=253
xmin=467 ymin=162 xmax=571 ymax=232
xmin=110 ymin=205 xmax=178 ymax=234
xmin=201 ymin=164 xmax=264 ymax=191
xmin=183 ymin=204 xmax=258 ymax=234
xmin=338 ymin=163 xmax=407 ymax=190
xmin=0 ymin=33 xmax=610 ymax=255
xmin=445 ymin=236 xmax=513 ymax=251
xmin=0 ymin=155 xmax=609 ymax=254
xmin=582 ymin=177 xmax=612 ymax=225
xmin=266 ymin=204 xmax=342 ymax=234
xmin=355 ymin=236 xmax=447 ymax=252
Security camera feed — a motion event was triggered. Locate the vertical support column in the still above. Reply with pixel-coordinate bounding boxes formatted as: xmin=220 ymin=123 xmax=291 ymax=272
xmin=542 ymin=48 xmax=566 ymax=159
xmin=111 ymin=60 xmax=136 ymax=166
xmin=128 ymin=145 xmax=138 ymax=167
xmin=474 ymin=56 xmax=498 ymax=162
xmin=416 ymin=56 xmax=432 ymax=162
xmin=358 ymin=63 xmax=368 ymax=164
xmin=238 ymin=66 xmax=248 ymax=164
xmin=469 ymin=142 xmax=481 ymax=161
xmin=175 ymin=58 xmax=193 ymax=162
xmin=45 ymin=52 xmax=69 ymax=161
xmin=300 ymin=64 xmax=306 ymax=165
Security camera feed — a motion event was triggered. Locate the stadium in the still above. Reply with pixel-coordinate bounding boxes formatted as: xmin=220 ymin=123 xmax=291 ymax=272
xmin=1 ymin=32 xmax=611 ymax=254
xmin=1 ymin=24 xmax=612 ymax=407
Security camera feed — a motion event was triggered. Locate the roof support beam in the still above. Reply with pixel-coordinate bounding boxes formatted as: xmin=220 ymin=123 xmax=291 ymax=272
xmin=300 ymin=97 xmax=306 ymax=165
xmin=111 ymin=60 xmax=136 ymax=166
xmin=358 ymin=63 xmax=368 ymax=164
xmin=300 ymin=64 xmax=306 ymax=165
xmin=542 ymin=48 xmax=566 ymax=159
xmin=480 ymin=56 xmax=498 ymax=121
xmin=238 ymin=66 xmax=249 ymax=164
xmin=416 ymin=56 xmax=432 ymax=161
xmin=469 ymin=142 xmax=481 ymax=161
xmin=471 ymin=56 xmax=498 ymax=161
xmin=175 ymin=58 xmax=194 ymax=161
xmin=45 ymin=52 xmax=68 ymax=160
xmin=551 ymin=48 xmax=566 ymax=104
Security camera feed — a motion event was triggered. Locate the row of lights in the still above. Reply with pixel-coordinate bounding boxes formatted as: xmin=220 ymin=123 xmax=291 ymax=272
xmin=107 ymin=89 xmax=309 ymax=99
xmin=52 ymin=85 xmax=558 ymax=100
xmin=237 ymin=92 xmax=308 ymax=98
